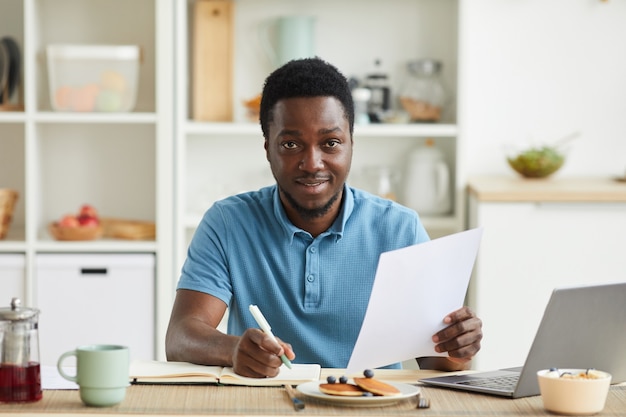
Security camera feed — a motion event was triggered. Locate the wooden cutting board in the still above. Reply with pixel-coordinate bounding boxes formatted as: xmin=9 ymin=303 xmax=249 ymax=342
xmin=192 ymin=0 xmax=234 ymax=121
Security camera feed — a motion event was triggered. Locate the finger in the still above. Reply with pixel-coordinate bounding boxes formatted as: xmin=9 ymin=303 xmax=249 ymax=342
xmin=276 ymin=338 xmax=296 ymax=361
xmin=240 ymin=329 xmax=284 ymax=364
xmin=447 ymin=338 xmax=482 ymax=361
xmin=443 ymin=306 xmax=475 ymax=325
xmin=236 ymin=354 xmax=283 ymax=378
xmin=447 ymin=356 xmax=472 ymax=365
xmin=434 ymin=314 xmax=482 ymax=344
xmin=234 ymin=331 xmax=284 ymax=377
xmin=434 ymin=324 xmax=483 ymax=358
xmin=248 ymin=328 xmax=285 ymax=357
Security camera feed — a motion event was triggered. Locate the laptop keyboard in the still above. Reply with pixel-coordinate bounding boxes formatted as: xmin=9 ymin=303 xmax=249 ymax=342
xmin=457 ymin=375 xmax=519 ymax=391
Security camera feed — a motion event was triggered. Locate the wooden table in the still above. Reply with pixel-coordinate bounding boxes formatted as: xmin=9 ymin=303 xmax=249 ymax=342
xmin=2 ymin=369 xmax=625 ymax=416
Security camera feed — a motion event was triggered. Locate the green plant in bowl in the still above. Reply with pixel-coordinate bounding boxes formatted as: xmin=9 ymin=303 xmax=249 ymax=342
xmin=507 ymin=146 xmax=565 ymax=178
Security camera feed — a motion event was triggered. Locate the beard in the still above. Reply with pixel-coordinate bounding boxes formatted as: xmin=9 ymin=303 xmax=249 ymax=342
xmin=279 ymin=185 xmax=342 ymax=221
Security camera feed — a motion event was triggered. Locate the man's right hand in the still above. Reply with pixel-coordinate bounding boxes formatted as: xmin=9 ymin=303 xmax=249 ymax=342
xmin=166 ymin=290 xmax=296 ymax=378
xmin=232 ymin=328 xmax=295 ymax=378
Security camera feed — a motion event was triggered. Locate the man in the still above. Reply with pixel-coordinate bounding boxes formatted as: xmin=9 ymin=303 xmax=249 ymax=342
xmin=166 ymin=58 xmax=482 ymax=378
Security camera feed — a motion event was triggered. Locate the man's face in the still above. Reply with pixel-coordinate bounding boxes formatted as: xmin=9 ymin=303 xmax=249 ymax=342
xmin=265 ymin=96 xmax=353 ymax=221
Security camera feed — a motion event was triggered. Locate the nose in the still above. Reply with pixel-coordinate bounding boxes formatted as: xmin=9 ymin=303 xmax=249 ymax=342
xmin=299 ymin=147 xmax=324 ymax=172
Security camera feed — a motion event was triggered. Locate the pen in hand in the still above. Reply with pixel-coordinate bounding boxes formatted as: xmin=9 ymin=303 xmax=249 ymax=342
xmin=249 ymin=304 xmax=293 ymax=369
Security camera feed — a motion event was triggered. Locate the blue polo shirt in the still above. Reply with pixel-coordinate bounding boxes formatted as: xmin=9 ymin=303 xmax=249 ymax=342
xmin=177 ymin=184 xmax=429 ymax=368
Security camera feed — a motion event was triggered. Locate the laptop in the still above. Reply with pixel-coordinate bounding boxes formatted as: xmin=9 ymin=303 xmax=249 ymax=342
xmin=419 ymin=282 xmax=626 ymax=398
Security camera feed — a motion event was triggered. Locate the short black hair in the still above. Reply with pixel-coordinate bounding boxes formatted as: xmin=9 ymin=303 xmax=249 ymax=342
xmin=259 ymin=57 xmax=354 ymax=139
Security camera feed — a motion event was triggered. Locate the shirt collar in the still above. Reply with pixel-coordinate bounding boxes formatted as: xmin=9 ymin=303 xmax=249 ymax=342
xmin=272 ymin=184 xmax=354 ymax=243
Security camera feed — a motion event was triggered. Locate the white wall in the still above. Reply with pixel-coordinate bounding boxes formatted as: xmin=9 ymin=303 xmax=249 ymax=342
xmin=459 ymin=0 xmax=626 ymax=178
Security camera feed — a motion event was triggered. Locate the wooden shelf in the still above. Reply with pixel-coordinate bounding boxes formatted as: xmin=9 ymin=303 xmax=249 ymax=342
xmin=184 ymin=121 xmax=458 ymax=138
xmin=33 ymin=112 xmax=158 ymax=124
xmin=468 ymin=176 xmax=626 ymax=202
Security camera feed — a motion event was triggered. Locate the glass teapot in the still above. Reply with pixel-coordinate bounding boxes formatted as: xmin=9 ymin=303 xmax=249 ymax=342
xmin=0 ymin=297 xmax=42 ymax=403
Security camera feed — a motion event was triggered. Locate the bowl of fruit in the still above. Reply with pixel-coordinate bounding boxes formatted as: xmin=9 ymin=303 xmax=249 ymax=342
xmin=507 ymin=145 xmax=565 ymax=178
xmin=49 ymin=204 xmax=103 ymax=241
xmin=506 ymin=132 xmax=578 ymax=179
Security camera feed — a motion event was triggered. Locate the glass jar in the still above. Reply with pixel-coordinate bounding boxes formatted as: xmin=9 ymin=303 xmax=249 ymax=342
xmin=0 ymin=298 xmax=42 ymax=403
xmin=399 ymin=59 xmax=446 ymax=123
xmin=362 ymin=166 xmax=400 ymax=201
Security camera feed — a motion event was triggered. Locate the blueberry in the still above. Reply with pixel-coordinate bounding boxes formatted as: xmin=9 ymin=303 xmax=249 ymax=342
xmin=326 ymin=375 xmax=337 ymax=384
xmin=339 ymin=375 xmax=348 ymax=384
xmin=362 ymin=392 xmax=374 ymax=397
xmin=363 ymin=369 xmax=374 ymax=378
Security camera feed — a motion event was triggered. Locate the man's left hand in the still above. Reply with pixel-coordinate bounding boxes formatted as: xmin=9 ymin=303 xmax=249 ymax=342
xmin=432 ymin=306 xmax=483 ymax=364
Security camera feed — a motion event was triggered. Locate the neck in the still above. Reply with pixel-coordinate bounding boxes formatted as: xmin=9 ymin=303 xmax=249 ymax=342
xmin=291 ymin=214 xmax=336 ymax=238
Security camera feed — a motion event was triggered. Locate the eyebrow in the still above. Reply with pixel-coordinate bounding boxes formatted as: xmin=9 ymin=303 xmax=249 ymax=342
xmin=279 ymin=126 xmax=344 ymax=136
xmin=318 ymin=127 xmax=344 ymax=135
xmin=278 ymin=128 xmax=301 ymax=137
xmin=276 ymin=124 xmax=348 ymax=140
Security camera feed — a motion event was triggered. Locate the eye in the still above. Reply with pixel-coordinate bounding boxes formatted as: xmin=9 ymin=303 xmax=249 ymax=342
xmin=281 ymin=141 xmax=299 ymax=150
xmin=324 ymin=139 xmax=341 ymax=149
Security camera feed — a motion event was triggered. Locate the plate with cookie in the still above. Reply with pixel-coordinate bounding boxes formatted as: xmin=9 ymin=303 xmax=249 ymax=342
xmin=296 ymin=370 xmax=420 ymax=407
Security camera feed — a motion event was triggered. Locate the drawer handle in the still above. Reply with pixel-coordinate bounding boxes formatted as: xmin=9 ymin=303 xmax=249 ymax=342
xmin=80 ymin=268 xmax=108 ymax=275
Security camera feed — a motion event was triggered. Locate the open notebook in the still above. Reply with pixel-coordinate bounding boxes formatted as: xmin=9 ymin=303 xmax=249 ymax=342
xmin=129 ymin=360 xmax=321 ymax=386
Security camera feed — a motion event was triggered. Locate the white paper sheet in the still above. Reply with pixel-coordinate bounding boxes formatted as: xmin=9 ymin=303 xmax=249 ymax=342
xmin=346 ymin=227 xmax=483 ymax=373
xmin=42 ymin=365 xmax=79 ymax=390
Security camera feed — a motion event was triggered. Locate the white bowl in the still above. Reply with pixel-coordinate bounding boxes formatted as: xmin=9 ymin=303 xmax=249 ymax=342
xmin=537 ymin=368 xmax=611 ymax=415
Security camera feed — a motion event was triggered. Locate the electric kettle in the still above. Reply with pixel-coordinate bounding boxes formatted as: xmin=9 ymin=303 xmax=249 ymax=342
xmin=0 ymin=298 xmax=42 ymax=403
xmin=259 ymin=15 xmax=316 ymax=69
xmin=403 ymin=139 xmax=452 ymax=215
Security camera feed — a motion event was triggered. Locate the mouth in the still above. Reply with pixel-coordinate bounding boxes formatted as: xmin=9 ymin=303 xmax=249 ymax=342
xmin=300 ymin=180 xmax=326 ymax=187
xmin=295 ymin=177 xmax=331 ymax=194
xmin=297 ymin=177 xmax=329 ymax=186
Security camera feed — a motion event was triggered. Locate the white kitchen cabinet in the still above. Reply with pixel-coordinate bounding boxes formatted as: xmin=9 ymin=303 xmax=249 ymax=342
xmin=0 ymin=254 xmax=25 ymax=301
xmin=173 ymin=0 xmax=463 ymax=274
xmin=467 ymin=177 xmax=626 ymax=371
xmin=35 ymin=253 xmax=155 ymax=366
xmin=0 ymin=0 xmax=174 ymax=359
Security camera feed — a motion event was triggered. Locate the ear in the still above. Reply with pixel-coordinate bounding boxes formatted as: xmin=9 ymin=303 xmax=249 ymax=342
xmin=264 ymin=140 xmax=270 ymax=161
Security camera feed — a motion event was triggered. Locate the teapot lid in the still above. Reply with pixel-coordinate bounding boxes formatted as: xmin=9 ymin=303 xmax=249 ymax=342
xmin=0 ymin=297 xmax=40 ymax=321
xmin=407 ymin=59 xmax=442 ymax=76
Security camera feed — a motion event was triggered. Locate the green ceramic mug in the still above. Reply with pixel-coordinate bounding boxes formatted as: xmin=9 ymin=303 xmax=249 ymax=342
xmin=57 ymin=344 xmax=129 ymax=407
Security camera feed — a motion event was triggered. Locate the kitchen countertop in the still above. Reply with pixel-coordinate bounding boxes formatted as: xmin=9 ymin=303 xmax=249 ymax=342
xmin=467 ymin=176 xmax=626 ymax=202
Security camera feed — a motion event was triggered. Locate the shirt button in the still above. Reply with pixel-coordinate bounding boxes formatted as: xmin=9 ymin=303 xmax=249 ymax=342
xmin=309 ymin=247 xmax=317 ymax=253
xmin=307 ymin=275 xmax=315 ymax=282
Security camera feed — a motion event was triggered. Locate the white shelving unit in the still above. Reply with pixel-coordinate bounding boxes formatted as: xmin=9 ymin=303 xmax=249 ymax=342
xmin=0 ymin=0 xmax=174 ymax=360
xmin=2 ymin=0 xmax=464 ymax=361
xmin=174 ymin=0 xmax=463 ymax=275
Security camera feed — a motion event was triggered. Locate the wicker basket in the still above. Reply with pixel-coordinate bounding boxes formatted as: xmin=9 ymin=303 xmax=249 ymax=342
xmin=100 ymin=218 xmax=156 ymax=240
xmin=0 ymin=189 xmax=19 ymax=240
xmin=49 ymin=222 xmax=103 ymax=241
